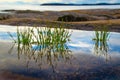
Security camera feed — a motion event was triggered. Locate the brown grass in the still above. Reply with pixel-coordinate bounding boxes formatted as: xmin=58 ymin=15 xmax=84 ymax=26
xmin=0 ymin=9 xmax=120 ymax=32
xmin=69 ymin=19 xmax=120 ymax=25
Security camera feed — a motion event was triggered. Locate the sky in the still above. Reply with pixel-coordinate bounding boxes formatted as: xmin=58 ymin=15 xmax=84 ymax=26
xmin=0 ymin=0 xmax=120 ymax=4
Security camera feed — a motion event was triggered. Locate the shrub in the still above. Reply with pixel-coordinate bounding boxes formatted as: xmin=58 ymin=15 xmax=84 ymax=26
xmin=57 ymin=15 xmax=88 ymax=22
xmin=75 ymin=16 xmax=88 ymax=21
xmin=57 ymin=15 xmax=76 ymax=22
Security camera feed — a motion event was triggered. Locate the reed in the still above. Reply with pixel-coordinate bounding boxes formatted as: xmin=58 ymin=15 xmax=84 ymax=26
xmin=16 ymin=27 xmax=34 ymax=45
xmin=93 ymin=26 xmax=110 ymax=41
xmin=92 ymin=26 xmax=110 ymax=61
xmin=8 ymin=24 xmax=72 ymax=55
xmin=8 ymin=25 xmax=72 ymax=72
xmin=32 ymin=24 xmax=71 ymax=53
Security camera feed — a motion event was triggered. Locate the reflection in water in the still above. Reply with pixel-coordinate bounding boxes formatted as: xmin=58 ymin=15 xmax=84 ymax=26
xmin=92 ymin=27 xmax=110 ymax=61
xmin=0 ymin=25 xmax=120 ymax=80
xmin=9 ymin=26 xmax=74 ymax=73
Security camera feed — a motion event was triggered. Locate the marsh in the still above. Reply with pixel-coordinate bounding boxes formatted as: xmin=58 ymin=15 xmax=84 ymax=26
xmin=0 ymin=1 xmax=120 ymax=80
xmin=0 ymin=25 xmax=120 ymax=80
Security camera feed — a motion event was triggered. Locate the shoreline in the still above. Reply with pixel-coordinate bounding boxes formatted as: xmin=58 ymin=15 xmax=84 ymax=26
xmin=0 ymin=9 xmax=120 ymax=32
xmin=0 ymin=18 xmax=120 ymax=32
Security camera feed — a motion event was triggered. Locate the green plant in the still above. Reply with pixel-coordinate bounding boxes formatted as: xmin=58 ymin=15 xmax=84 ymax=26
xmin=8 ymin=24 xmax=71 ymax=53
xmin=16 ymin=27 xmax=34 ymax=45
xmin=93 ymin=26 xmax=110 ymax=41
xmin=92 ymin=26 xmax=110 ymax=61
xmin=8 ymin=25 xmax=72 ymax=72
xmin=33 ymin=24 xmax=71 ymax=53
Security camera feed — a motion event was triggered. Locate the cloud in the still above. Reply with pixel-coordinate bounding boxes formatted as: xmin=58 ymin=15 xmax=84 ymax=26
xmin=109 ymin=0 xmax=118 ymax=3
xmin=96 ymin=0 xmax=118 ymax=3
xmin=0 ymin=0 xmax=119 ymax=4
xmin=0 ymin=0 xmax=83 ymax=4
xmin=0 ymin=0 xmax=33 ymax=4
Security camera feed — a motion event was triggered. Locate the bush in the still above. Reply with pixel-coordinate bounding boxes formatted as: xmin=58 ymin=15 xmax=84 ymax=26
xmin=57 ymin=15 xmax=88 ymax=22
xmin=57 ymin=15 xmax=76 ymax=22
xmin=75 ymin=16 xmax=88 ymax=21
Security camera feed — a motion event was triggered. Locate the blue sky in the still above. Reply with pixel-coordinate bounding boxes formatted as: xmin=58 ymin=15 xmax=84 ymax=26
xmin=0 ymin=0 xmax=120 ymax=4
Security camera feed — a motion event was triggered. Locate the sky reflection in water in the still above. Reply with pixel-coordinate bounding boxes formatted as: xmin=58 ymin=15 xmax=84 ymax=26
xmin=0 ymin=25 xmax=120 ymax=54
xmin=0 ymin=25 xmax=120 ymax=80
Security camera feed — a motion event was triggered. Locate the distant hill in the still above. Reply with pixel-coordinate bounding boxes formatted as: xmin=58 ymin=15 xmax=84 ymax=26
xmin=41 ymin=3 xmax=120 ymax=6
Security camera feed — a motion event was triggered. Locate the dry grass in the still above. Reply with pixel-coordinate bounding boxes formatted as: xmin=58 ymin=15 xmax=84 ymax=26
xmin=69 ymin=19 xmax=120 ymax=24
xmin=63 ymin=9 xmax=120 ymax=15
xmin=0 ymin=18 xmax=120 ymax=28
xmin=0 ymin=9 xmax=120 ymax=32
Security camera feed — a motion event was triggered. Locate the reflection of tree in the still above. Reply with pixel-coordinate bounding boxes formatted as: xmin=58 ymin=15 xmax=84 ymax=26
xmin=8 ymin=26 xmax=73 ymax=73
xmin=92 ymin=27 xmax=110 ymax=61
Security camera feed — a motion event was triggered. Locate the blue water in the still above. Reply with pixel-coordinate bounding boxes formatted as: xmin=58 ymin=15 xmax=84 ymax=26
xmin=0 ymin=26 xmax=120 ymax=54
xmin=0 ymin=25 xmax=120 ymax=80
xmin=0 ymin=4 xmax=120 ymax=11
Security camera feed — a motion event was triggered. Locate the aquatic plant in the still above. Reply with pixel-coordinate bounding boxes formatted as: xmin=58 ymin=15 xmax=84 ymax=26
xmin=33 ymin=25 xmax=71 ymax=52
xmin=8 ymin=25 xmax=72 ymax=72
xmin=9 ymin=25 xmax=71 ymax=51
xmin=92 ymin=26 xmax=110 ymax=61
xmin=93 ymin=26 xmax=110 ymax=41
xmin=16 ymin=27 xmax=34 ymax=45
xmin=93 ymin=38 xmax=109 ymax=60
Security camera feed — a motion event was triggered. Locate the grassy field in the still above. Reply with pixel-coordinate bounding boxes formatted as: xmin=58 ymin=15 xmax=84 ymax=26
xmin=70 ymin=19 xmax=120 ymax=25
xmin=0 ymin=9 xmax=120 ymax=32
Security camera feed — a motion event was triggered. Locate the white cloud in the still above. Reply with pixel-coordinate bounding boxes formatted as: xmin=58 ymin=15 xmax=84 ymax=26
xmin=0 ymin=0 xmax=82 ymax=4
xmin=109 ymin=0 xmax=118 ymax=3
xmin=0 ymin=0 xmax=32 ymax=3
xmin=0 ymin=0 xmax=118 ymax=4
xmin=95 ymin=0 xmax=118 ymax=3
xmin=68 ymin=41 xmax=92 ymax=47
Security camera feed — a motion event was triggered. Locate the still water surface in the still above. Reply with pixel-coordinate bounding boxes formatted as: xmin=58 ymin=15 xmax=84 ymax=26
xmin=0 ymin=25 xmax=120 ymax=80
xmin=0 ymin=4 xmax=120 ymax=11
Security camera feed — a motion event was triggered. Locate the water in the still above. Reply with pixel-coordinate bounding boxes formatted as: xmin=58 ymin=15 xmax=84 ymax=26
xmin=0 ymin=25 xmax=120 ymax=80
xmin=0 ymin=4 xmax=120 ymax=11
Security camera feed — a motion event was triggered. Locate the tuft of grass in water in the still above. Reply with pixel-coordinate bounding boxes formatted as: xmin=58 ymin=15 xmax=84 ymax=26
xmin=93 ymin=26 xmax=110 ymax=41
xmin=32 ymin=24 xmax=71 ymax=53
xmin=16 ymin=27 xmax=34 ymax=45
xmin=8 ymin=24 xmax=72 ymax=54
xmin=9 ymin=25 xmax=73 ymax=72
xmin=92 ymin=26 xmax=110 ymax=61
